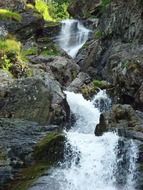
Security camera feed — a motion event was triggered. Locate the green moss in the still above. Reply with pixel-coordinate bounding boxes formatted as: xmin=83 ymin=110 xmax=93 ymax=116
xmin=34 ymin=132 xmax=66 ymax=162
xmin=101 ymin=0 xmax=111 ymax=8
xmin=0 ymin=151 xmax=6 ymax=161
xmin=95 ymin=30 xmax=103 ymax=39
xmin=22 ymin=47 xmax=38 ymax=56
xmin=11 ymin=162 xmax=50 ymax=190
xmin=81 ymin=84 xmax=96 ymax=99
xmin=40 ymin=47 xmax=60 ymax=56
xmin=93 ymin=80 xmax=111 ymax=89
xmin=11 ymin=132 xmax=66 ymax=190
xmin=0 ymin=9 xmax=22 ymax=22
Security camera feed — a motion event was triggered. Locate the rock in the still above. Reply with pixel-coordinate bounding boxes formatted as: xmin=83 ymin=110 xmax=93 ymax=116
xmin=34 ymin=132 xmax=66 ymax=163
xmin=95 ymin=104 xmax=143 ymax=141
xmin=0 ymin=0 xmax=26 ymax=12
xmin=68 ymin=0 xmax=101 ymax=18
xmin=135 ymin=83 xmax=143 ymax=111
xmin=67 ymin=72 xmax=91 ymax=92
xmin=29 ymin=55 xmax=80 ymax=86
xmin=0 ymin=77 xmax=51 ymax=125
xmin=103 ymin=42 xmax=143 ymax=106
xmin=0 ymin=118 xmax=66 ymax=189
xmin=0 ymin=67 xmax=70 ymax=126
xmin=72 ymin=0 xmax=143 ymax=110
xmin=0 ymin=70 xmax=14 ymax=86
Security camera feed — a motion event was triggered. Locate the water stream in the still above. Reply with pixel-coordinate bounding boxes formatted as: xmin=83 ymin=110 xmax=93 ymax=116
xmin=29 ymin=90 xmax=138 ymax=190
xmin=29 ymin=20 xmax=139 ymax=190
xmin=57 ymin=19 xmax=90 ymax=58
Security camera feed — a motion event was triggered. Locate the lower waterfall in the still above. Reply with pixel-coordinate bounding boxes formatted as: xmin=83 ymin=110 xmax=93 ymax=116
xmin=29 ymin=90 xmax=138 ymax=190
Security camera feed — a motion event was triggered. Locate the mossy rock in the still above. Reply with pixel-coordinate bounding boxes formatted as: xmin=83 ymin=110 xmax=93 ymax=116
xmin=93 ymin=80 xmax=112 ymax=89
xmin=10 ymin=162 xmax=50 ymax=190
xmin=0 ymin=9 xmax=22 ymax=22
xmin=10 ymin=132 xmax=66 ymax=190
xmin=34 ymin=132 xmax=66 ymax=163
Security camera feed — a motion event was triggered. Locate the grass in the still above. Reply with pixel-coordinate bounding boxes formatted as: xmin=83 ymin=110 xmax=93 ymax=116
xmin=0 ymin=38 xmax=32 ymax=77
xmin=0 ymin=9 xmax=22 ymax=22
xmin=0 ymin=39 xmax=21 ymax=54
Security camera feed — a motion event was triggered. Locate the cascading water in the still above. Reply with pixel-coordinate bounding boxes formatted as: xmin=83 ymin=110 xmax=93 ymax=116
xmin=29 ymin=90 xmax=138 ymax=190
xmin=57 ymin=19 xmax=90 ymax=58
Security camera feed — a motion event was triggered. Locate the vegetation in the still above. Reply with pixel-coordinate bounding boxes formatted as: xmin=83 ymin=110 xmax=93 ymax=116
xmin=101 ymin=0 xmax=111 ymax=8
xmin=35 ymin=0 xmax=54 ymax=21
xmin=0 ymin=9 xmax=21 ymax=22
xmin=31 ymin=0 xmax=70 ymax=21
xmin=93 ymin=80 xmax=111 ymax=89
xmin=11 ymin=163 xmax=50 ymax=190
xmin=0 ymin=38 xmax=32 ymax=77
xmin=95 ymin=30 xmax=103 ymax=39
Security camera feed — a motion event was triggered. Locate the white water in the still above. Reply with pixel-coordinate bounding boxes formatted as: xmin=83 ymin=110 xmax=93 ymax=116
xmin=29 ymin=90 xmax=138 ymax=190
xmin=57 ymin=19 xmax=90 ymax=58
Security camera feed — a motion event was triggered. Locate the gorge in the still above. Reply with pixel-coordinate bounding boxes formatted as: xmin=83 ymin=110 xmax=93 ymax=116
xmin=0 ymin=0 xmax=143 ymax=190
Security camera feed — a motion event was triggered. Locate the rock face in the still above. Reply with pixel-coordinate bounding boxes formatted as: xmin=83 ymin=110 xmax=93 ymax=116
xmin=0 ymin=118 xmax=66 ymax=189
xmin=95 ymin=104 xmax=143 ymax=141
xmin=70 ymin=0 xmax=143 ymax=109
xmin=68 ymin=0 xmax=101 ymax=18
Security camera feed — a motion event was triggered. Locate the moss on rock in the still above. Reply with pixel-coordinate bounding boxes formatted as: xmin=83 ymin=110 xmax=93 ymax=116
xmin=34 ymin=132 xmax=66 ymax=163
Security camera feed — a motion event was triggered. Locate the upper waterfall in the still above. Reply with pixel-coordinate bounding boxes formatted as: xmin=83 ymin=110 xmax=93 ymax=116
xmin=57 ymin=19 xmax=90 ymax=58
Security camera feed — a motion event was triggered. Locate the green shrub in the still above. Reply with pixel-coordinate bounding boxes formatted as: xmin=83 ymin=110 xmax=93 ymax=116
xmin=0 ymin=9 xmax=22 ymax=22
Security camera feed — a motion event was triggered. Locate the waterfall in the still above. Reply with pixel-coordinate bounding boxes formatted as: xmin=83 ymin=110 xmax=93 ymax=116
xmin=57 ymin=19 xmax=90 ymax=58
xmin=29 ymin=91 xmax=138 ymax=190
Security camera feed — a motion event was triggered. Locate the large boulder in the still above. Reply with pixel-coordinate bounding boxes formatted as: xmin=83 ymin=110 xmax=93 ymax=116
xmin=0 ymin=68 xmax=70 ymax=126
xmin=95 ymin=104 xmax=143 ymax=141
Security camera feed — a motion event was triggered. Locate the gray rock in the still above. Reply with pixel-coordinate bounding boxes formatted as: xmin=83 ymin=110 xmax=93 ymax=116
xmin=95 ymin=104 xmax=143 ymax=141
xmin=29 ymin=55 xmax=80 ymax=86
xmin=67 ymin=72 xmax=91 ymax=92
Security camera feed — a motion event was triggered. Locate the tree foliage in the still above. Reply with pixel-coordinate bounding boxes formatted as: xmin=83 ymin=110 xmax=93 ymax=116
xmin=34 ymin=0 xmax=70 ymax=21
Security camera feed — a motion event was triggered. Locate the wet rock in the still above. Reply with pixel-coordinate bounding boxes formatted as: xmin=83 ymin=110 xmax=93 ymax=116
xmin=95 ymin=104 xmax=143 ymax=141
xmin=34 ymin=132 xmax=66 ymax=163
xmin=0 ymin=118 xmax=66 ymax=189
